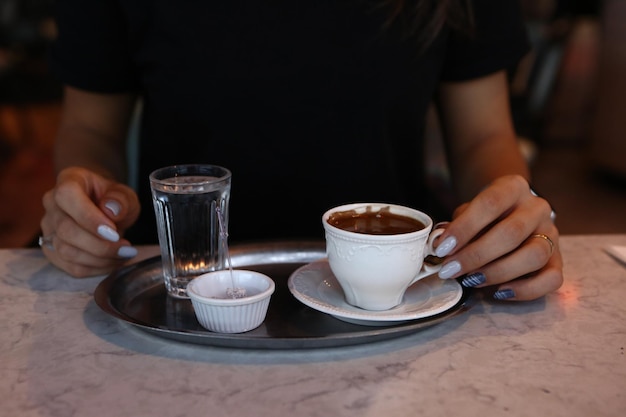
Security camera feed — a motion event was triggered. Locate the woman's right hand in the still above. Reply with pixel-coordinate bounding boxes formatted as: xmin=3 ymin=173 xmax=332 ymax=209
xmin=40 ymin=166 xmax=141 ymax=277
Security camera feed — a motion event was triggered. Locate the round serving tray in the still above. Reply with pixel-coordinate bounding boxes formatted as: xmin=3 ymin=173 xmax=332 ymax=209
xmin=94 ymin=240 xmax=471 ymax=349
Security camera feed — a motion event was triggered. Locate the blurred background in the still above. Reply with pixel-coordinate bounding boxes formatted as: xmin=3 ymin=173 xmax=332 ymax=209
xmin=1 ymin=0 xmax=625 ymax=249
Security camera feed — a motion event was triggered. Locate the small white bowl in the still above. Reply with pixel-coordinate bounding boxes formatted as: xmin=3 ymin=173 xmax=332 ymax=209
xmin=186 ymin=269 xmax=275 ymax=333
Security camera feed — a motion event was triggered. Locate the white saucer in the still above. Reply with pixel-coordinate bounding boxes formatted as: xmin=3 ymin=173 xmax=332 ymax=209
xmin=287 ymin=259 xmax=463 ymax=326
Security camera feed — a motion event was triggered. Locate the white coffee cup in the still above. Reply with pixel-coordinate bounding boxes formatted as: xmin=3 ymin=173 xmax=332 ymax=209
xmin=322 ymin=203 xmax=444 ymax=311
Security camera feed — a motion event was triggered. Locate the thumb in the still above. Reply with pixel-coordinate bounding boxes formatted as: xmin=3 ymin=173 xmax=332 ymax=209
xmin=98 ymin=183 xmax=141 ymax=233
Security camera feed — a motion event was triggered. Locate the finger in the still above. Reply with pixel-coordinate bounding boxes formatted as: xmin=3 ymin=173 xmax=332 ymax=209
xmin=40 ymin=189 xmax=59 ymax=235
xmin=54 ymin=177 xmax=121 ymax=242
xmin=451 ymin=202 xmax=469 ymax=220
xmin=42 ymin=186 xmax=137 ymax=276
xmin=39 ymin=228 xmax=130 ymax=278
xmin=49 ymin=219 xmax=135 ymax=277
xmin=55 ymin=210 xmax=133 ymax=256
xmin=98 ymin=181 xmax=140 ymax=222
xmin=460 ymin=231 xmax=558 ymax=288
xmin=41 ymin=188 xmax=85 ymax=237
xmin=492 ymin=251 xmax=564 ymax=301
xmin=438 ymin=202 xmax=542 ymax=279
xmin=435 ymin=175 xmax=531 ymax=257
xmin=42 ymin=235 xmax=135 ymax=278
xmin=48 ymin=243 xmax=130 ymax=278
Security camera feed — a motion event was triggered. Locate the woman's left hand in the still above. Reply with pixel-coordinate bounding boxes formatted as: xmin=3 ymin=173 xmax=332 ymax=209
xmin=433 ymin=174 xmax=563 ymax=301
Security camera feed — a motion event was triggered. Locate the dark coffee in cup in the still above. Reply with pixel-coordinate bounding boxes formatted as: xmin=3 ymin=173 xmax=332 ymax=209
xmin=326 ymin=205 xmax=426 ymax=235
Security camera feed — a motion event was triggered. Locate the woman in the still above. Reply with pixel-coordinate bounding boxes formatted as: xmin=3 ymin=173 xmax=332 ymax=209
xmin=40 ymin=0 xmax=563 ymax=300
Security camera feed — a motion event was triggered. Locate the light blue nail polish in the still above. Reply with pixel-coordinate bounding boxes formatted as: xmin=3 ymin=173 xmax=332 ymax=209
xmin=98 ymin=225 xmax=120 ymax=242
xmin=435 ymin=236 xmax=457 ymax=257
xmin=494 ymin=289 xmax=516 ymax=300
xmin=462 ymin=272 xmax=486 ymax=287
xmin=439 ymin=260 xmax=461 ymax=279
xmin=105 ymin=200 xmax=121 ymax=216
xmin=118 ymin=246 xmax=138 ymax=258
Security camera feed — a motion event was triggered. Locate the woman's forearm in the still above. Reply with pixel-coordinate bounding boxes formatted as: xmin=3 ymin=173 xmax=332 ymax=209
xmin=54 ymin=87 xmax=138 ymax=182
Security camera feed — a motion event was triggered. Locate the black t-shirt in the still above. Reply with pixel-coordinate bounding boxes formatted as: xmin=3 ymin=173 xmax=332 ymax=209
xmin=51 ymin=0 xmax=529 ymax=244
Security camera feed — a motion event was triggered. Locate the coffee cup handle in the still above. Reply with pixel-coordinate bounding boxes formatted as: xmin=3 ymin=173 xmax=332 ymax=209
xmin=410 ymin=227 xmax=446 ymax=285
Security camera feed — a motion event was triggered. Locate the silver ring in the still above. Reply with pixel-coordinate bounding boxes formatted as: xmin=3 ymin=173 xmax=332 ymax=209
xmin=530 ymin=233 xmax=554 ymax=256
xmin=38 ymin=235 xmax=54 ymax=250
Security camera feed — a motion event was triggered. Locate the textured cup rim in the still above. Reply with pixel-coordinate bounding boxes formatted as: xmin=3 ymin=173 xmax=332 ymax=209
xmin=187 ymin=269 xmax=275 ymax=306
xmin=322 ymin=202 xmax=433 ymax=241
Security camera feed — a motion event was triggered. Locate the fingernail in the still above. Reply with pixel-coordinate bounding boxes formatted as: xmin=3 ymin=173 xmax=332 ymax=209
xmin=494 ymin=289 xmax=516 ymax=300
xmin=435 ymin=236 xmax=457 ymax=257
xmin=461 ymin=272 xmax=486 ymax=287
xmin=439 ymin=260 xmax=461 ymax=279
xmin=98 ymin=224 xmax=120 ymax=242
xmin=104 ymin=200 xmax=121 ymax=217
xmin=117 ymin=246 xmax=138 ymax=258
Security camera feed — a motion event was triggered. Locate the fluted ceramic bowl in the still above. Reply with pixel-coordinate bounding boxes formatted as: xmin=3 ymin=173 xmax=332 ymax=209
xmin=187 ymin=270 xmax=275 ymax=333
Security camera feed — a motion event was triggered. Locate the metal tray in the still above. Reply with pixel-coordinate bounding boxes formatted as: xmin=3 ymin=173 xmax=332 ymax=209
xmin=94 ymin=240 xmax=471 ymax=349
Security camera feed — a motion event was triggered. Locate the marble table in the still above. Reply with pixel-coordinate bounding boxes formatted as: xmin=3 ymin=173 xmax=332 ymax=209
xmin=2 ymin=235 xmax=625 ymax=417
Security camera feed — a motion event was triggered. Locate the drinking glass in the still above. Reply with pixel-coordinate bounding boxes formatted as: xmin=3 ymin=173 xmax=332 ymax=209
xmin=149 ymin=164 xmax=232 ymax=298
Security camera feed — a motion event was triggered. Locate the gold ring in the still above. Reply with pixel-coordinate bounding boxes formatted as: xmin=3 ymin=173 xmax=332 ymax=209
xmin=530 ymin=233 xmax=554 ymax=256
xmin=38 ymin=235 xmax=54 ymax=250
